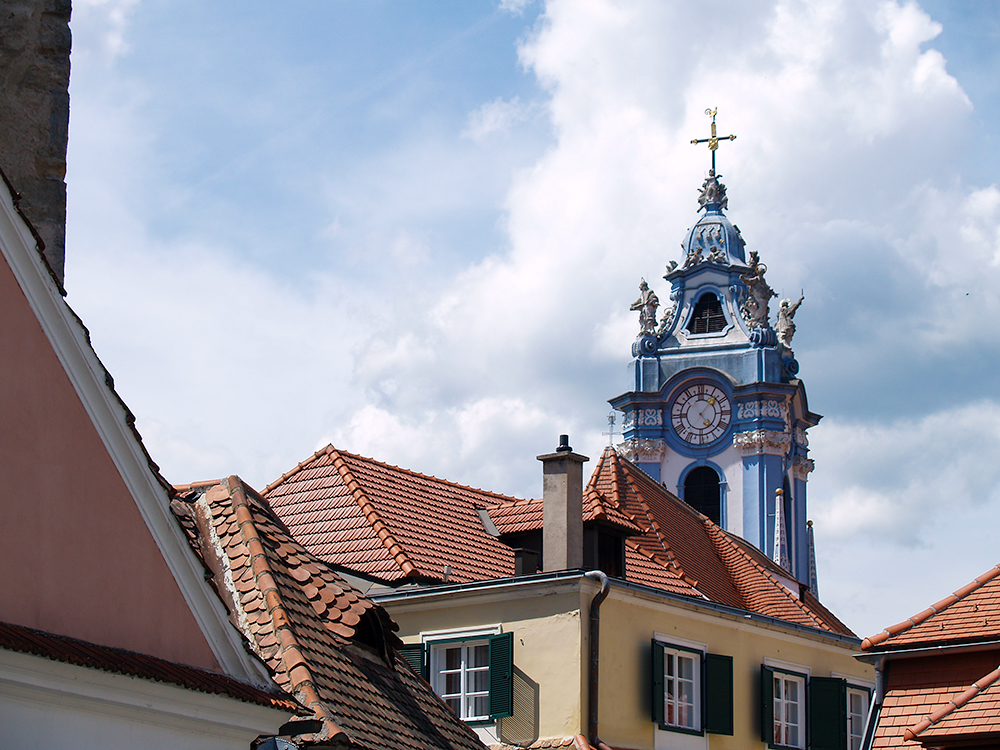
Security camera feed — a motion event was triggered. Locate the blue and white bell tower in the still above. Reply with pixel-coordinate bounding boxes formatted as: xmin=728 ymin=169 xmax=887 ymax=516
xmin=610 ymin=111 xmax=820 ymax=584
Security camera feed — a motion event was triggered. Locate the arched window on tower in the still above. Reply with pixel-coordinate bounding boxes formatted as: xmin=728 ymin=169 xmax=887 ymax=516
xmin=687 ymin=293 xmax=727 ymax=334
xmin=684 ymin=466 xmax=721 ymax=525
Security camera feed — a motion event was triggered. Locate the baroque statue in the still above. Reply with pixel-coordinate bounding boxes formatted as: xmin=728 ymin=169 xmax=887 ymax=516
xmin=776 ymin=292 xmax=804 ymax=347
xmin=739 ymin=250 xmax=776 ymax=329
xmin=630 ymin=278 xmax=659 ymax=337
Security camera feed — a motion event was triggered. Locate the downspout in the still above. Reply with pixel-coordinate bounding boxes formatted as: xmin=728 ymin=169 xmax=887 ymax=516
xmin=584 ymin=570 xmax=610 ymax=747
xmin=859 ymin=656 xmax=886 ymax=750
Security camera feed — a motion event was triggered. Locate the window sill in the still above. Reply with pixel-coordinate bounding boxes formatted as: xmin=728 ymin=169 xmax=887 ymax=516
xmin=656 ymin=723 xmax=704 ymax=737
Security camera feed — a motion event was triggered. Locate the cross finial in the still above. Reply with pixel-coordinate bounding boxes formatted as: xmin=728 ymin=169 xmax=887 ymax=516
xmin=691 ymin=108 xmax=736 ymax=173
xmin=602 ymin=410 xmax=619 ymax=447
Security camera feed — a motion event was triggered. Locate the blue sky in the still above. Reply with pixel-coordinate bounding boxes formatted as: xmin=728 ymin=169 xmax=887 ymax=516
xmin=65 ymin=0 xmax=1000 ymax=639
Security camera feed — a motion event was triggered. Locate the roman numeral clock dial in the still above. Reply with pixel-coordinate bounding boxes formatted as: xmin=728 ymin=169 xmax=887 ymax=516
xmin=670 ymin=384 xmax=732 ymax=446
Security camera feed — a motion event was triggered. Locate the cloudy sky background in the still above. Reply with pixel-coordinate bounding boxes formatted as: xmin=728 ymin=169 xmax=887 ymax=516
xmin=64 ymin=0 xmax=1000 ymax=639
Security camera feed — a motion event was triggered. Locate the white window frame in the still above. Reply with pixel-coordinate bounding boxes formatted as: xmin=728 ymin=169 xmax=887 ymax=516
xmin=846 ymin=685 xmax=869 ymax=750
xmin=661 ymin=644 xmax=702 ymax=731
xmin=430 ymin=639 xmax=491 ymax=722
xmin=832 ymin=671 xmax=874 ymax=750
xmin=422 ymin=625 xmax=502 ymax=725
xmin=653 ymin=635 xmax=707 ymax=734
xmin=772 ymin=670 xmax=806 ymax=749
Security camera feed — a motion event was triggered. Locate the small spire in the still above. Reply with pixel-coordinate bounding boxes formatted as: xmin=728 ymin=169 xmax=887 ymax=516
xmin=773 ymin=488 xmax=790 ymax=571
xmin=806 ymin=520 xmax=819 ymax=595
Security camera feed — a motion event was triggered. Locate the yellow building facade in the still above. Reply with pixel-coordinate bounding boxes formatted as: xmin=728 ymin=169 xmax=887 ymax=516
xmin=378 ymin=572 xmax=873 ymax=750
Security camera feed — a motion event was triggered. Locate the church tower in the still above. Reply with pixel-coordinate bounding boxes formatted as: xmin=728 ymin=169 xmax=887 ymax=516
xmin=610 ymin=111 xmax=820 ymax=584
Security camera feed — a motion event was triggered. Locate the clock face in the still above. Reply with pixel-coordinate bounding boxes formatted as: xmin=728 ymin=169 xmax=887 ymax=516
xmin=670 ymin=383 xmax=732 ymax=445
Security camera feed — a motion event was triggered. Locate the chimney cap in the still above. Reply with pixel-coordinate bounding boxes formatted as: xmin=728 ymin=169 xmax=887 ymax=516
xmin=537 ymin=434 xmax=589 ymax=464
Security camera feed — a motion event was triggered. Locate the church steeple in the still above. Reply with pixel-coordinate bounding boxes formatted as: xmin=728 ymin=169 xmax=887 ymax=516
xmin=610 ymin=112 xmax=821 ymax=583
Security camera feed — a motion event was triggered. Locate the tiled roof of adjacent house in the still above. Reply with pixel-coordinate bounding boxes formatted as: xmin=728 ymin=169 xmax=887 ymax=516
xmin=0 ymin=620 xmax=300 ymax=711
xmin=491 ymin=736 xmax=595 ymax=750
xmin=868 ymin=649 xmax=1000 ymax=750
xmin=863 ymin=565 xmax=1000 ymax=651
xmin=264 ymin=446 xmax=518 ymax=584
xmin=172 ymin=476 xmax=487 ymax=750
xmin=590 ymin=448 xmax=855 ymax=636
xmin=906 ymin=664 xmax=1000 ymax=743
xmin=487 ymin=487 xmax=641 ymax=537
xmin=266 ymin=445 xmax=853 ymax=638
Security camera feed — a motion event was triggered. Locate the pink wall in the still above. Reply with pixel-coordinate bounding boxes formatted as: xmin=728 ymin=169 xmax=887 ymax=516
xmin=0 ymin=256 xmax=221 ymax=671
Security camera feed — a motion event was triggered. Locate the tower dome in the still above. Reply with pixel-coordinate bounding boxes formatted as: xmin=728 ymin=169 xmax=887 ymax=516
xmin=678 ymin=170 xmax=747 ymax=267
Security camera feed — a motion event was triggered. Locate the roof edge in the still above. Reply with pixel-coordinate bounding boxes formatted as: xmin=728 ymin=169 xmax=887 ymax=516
xmin=0 ymin=174 xmax=266 ymax=682
xmin=327 ymin=448 xmax=423 ymax=578
xmin=374 ymin=570 xmax=863 ymax=647
xmin=0 ymin=619 xmax=299 ymax=711
xmin=904 ymin=664 xmax=1000 ymax=741
xmin=225 ymin=476 xmax=351 ymax=745
xmin=862 ymin=564 xmax=1000 ymax=650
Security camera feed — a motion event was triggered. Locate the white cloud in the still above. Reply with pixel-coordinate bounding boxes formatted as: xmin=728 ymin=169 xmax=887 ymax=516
xmin=72 ymin=0 xmax=140 ymax=62
xmin=810 ymin=402 xmax=1000 ymax=543
xmin=463 ymin=96 xmax=531 ymax=141
xmin=64 ymin=0 xmax=1000 ymax=638
xmin=498 ymin=0 xmax=535 ymax=16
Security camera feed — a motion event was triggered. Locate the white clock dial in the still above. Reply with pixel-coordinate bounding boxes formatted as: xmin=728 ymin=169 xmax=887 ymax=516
xmin=670 ymin=383 xmax=732 ymax=445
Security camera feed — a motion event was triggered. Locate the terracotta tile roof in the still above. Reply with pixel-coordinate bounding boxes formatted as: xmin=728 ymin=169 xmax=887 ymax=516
xmin=490 ymin=736 xmax=594 ymax=750
xmin=906 ymin=664 xmax=1000 ymax=741
xmin=0 ymin=620 xmax=300 ymax=711
xmin=869 ymin=650 xmax=1000 ymax=750
xmin=863 ymin=565 xmax=1000 ymax=651
xmin=487 ymin=496 xmax=544 ymax=535
xmin=172 ymin=476 xmax=487 ymax=750
xmin=264 ymin=445 xmax=517 ymax=584
xmin=264 ymin=444 xmax=852 ymax=638
xmin=487 ymin=487 xmax=641 ymax=536
xmin=590 ymin=448 xmax=856 ymax=636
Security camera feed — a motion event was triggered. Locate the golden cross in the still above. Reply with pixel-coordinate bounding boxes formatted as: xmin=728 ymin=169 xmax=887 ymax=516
xmin=691 ymin=108 xmax=736 ymax=172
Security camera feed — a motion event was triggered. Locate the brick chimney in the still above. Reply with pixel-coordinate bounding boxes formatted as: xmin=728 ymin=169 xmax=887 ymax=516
xmin=0 ymin=0 xmax=72 ymax=284
xmin=538 ymin=435 xmax=588 ymax=572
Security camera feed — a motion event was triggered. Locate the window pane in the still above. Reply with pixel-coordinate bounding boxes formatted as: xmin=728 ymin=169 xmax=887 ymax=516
xmin=471 ymin=644 xmax=489 ymax=667
xmin=787 ymin=724 xmax=799 ymax=747
xmin=679 ymin=656 xmax=694 ymax=681
xmin=444 ymin=647 xmax=462 ymax=670
xmin=471 ymin=694 xmax=489 ymax=718
xmin=786 ymin=679 xmax=799 ymax=703
xmin=470 ymin=667 xmax=489 ymax=693
xmin=445 ymin=672 xmax=462 ymax=695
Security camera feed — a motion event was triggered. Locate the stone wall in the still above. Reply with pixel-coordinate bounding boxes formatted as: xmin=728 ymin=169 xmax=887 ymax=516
xmin=0 ymin=0 xmax=71 ymax=284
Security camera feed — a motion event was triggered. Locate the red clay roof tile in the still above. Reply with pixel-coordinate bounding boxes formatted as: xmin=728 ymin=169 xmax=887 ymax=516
xmin=266 ymin=445 xmax=518 ymax=583
xmin=172 ymin=477 xmax=487 ymax=750
xmin=266 ymin=444 xmax=852 ymax=638
xmin=0 ymin=620 xmax=300 ymax=712
xmin=863 ymin=565 xmax=1000 ymax=650
xmin=871 ymin=650 xmax=1000 ymax=750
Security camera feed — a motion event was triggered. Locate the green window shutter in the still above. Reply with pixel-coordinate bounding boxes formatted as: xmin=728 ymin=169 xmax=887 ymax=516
xmin=705 ymin=653 xmax=734 ymax=735
xmin=809 ymin=677 xmax=847 ymax=750
xmin=489 ymin=632 xmax=514 ymax=719
xmin=651 ymin=640 xmax=665 ymax=725
xmin=762 ymin=665 xmax=776 ymax=746
xmin=399 ymin=642 xmax=427 ymax=680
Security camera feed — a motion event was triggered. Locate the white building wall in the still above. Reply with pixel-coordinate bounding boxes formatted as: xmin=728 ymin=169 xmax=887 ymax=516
xmin=0 ymin=649 xmax=294 ymax=750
